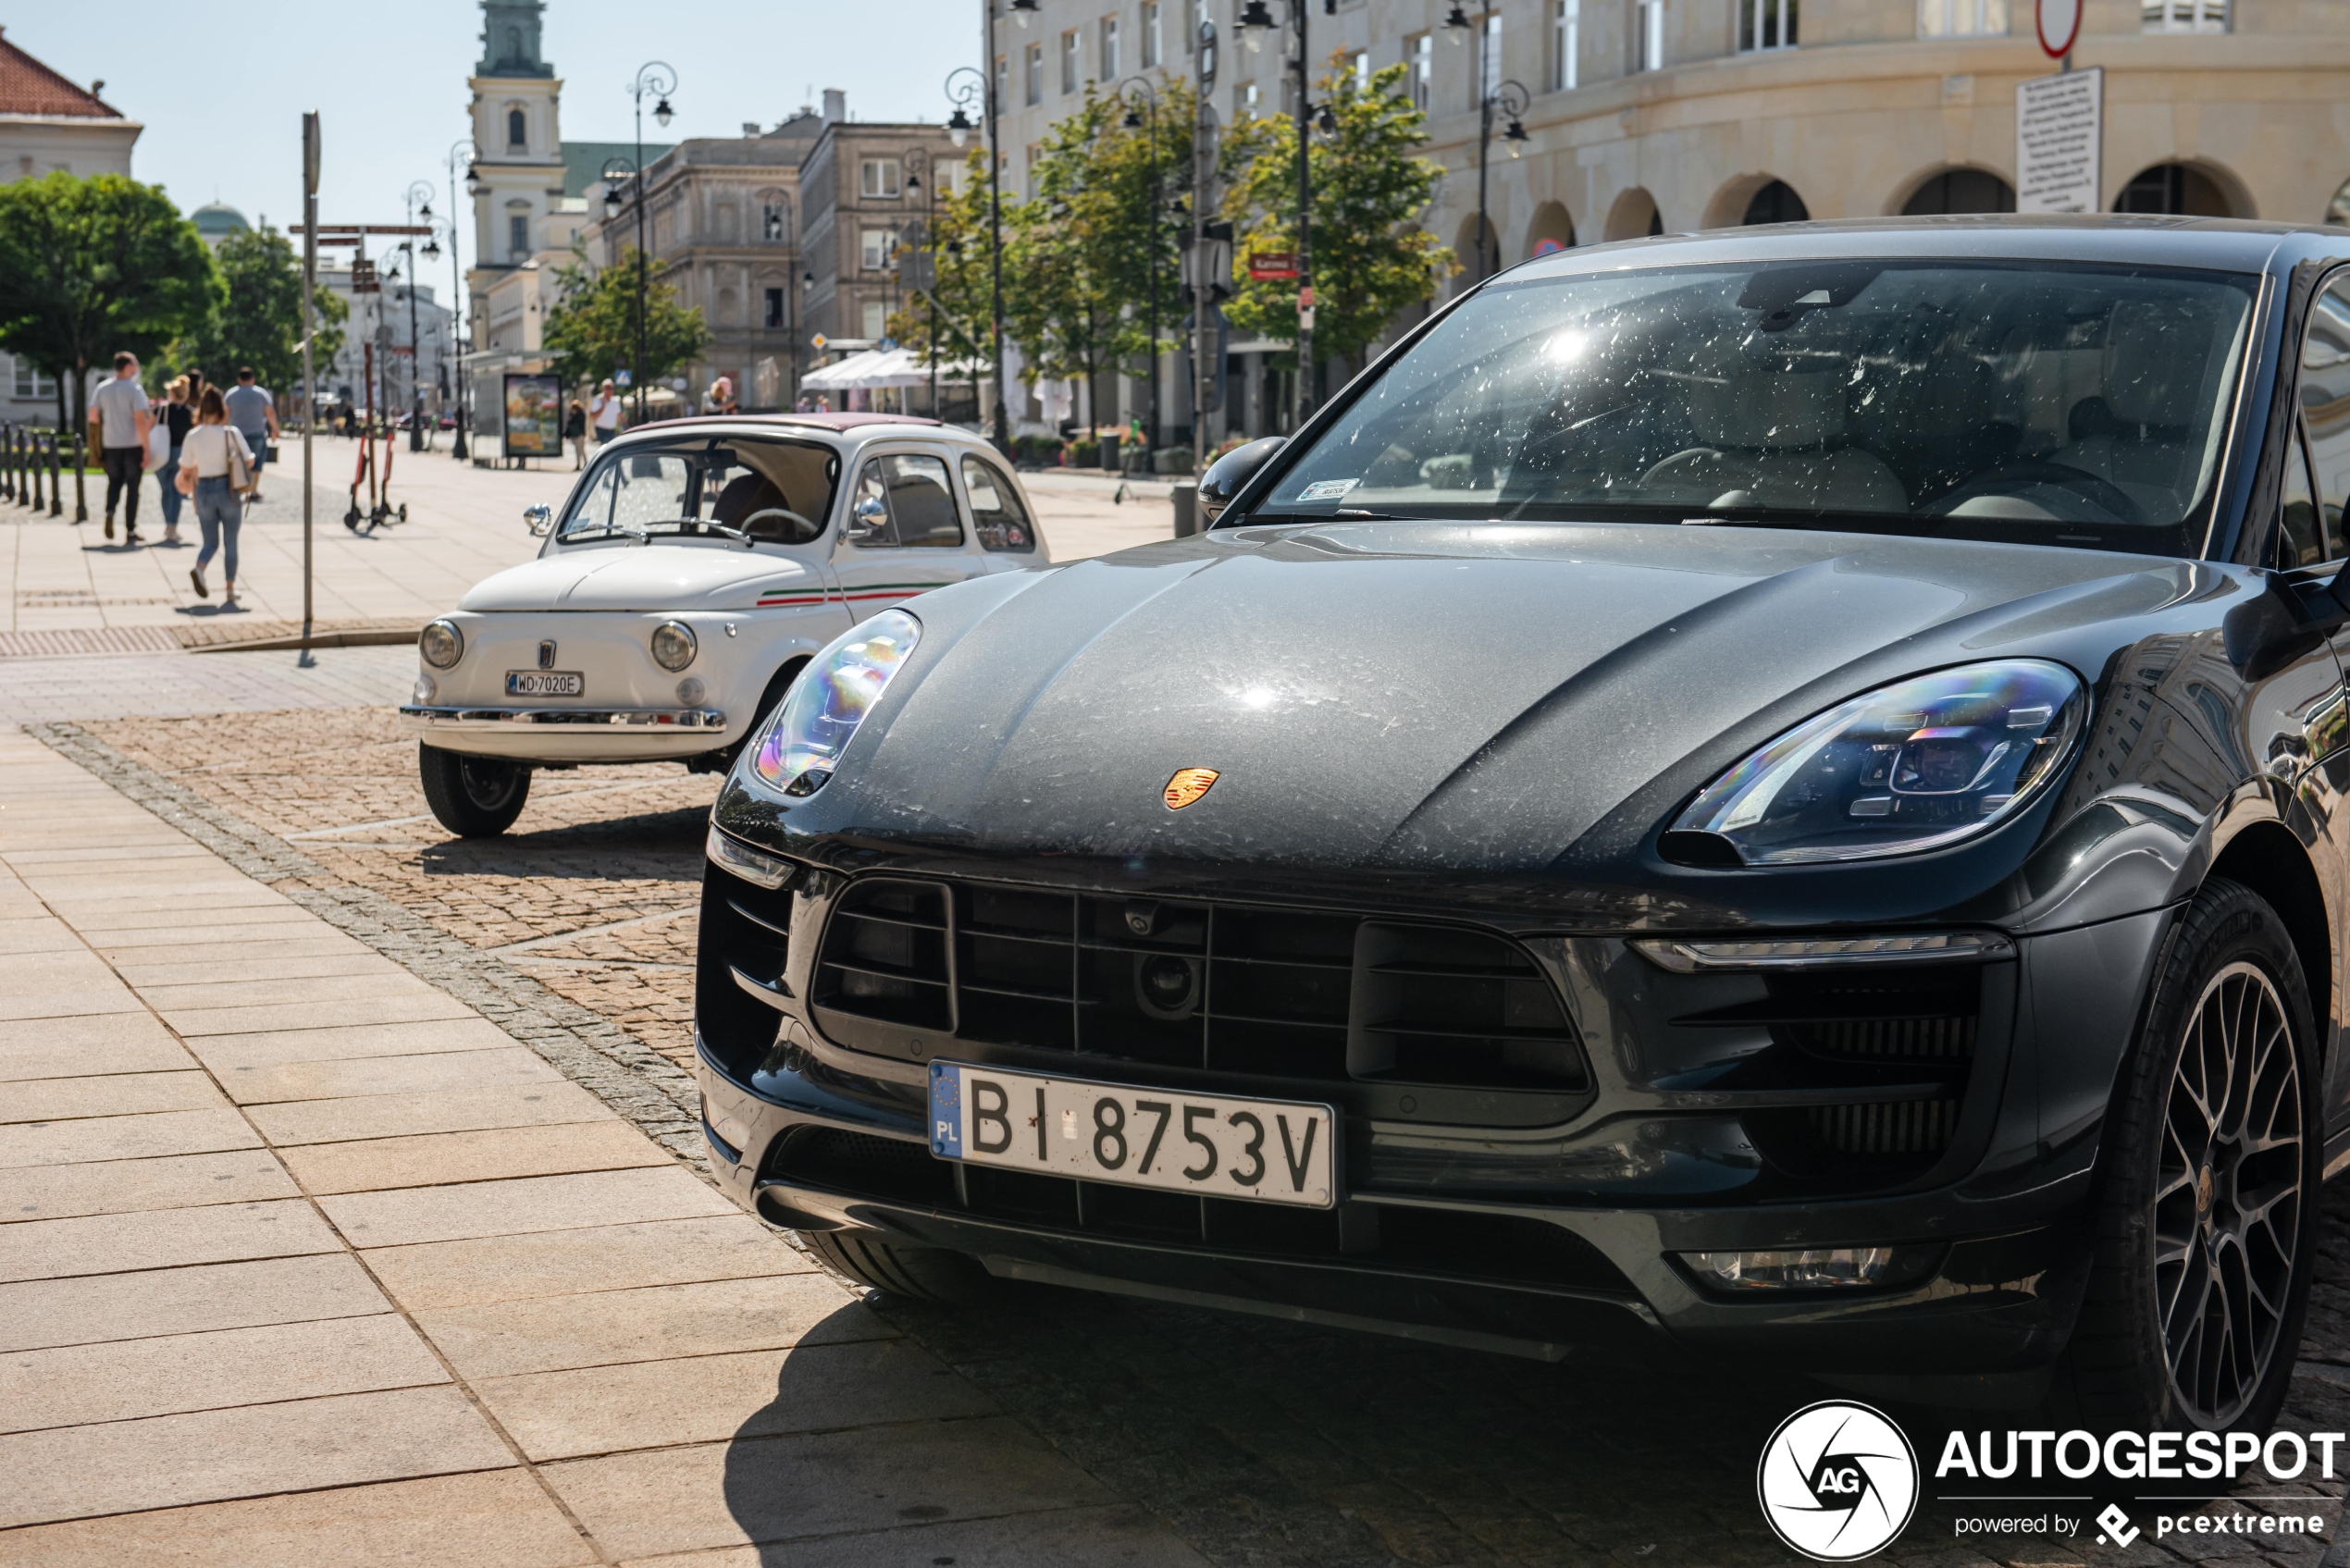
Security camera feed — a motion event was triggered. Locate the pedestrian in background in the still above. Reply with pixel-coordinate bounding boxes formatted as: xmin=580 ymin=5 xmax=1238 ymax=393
xmin=154 ymin=377 xmax=193 ymax=546
xmin=223 ymin=367 xmax=278 ymax=504
xmin=564 ymin=398 xmax=588 ymax=469
xmin=179 ymin=385 xmax=253 ymax=606
xmin=89 ymin=352 xmax=153 ymax=544
xmin=589 ymin=378 xmax=622 ymax=444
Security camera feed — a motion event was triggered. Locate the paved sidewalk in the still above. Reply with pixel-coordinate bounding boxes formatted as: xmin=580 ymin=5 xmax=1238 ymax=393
xmin=0 ymin=727 xmax=1205 ymax=1566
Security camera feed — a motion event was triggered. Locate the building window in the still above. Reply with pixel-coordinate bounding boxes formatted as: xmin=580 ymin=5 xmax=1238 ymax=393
xmin=1062 ymin=28 xmax=1082 ymax=93
xmin=2142 ymin=0 xmax=2224 ymax=30
xmin=508 ymin=212 xmax=529 ymax=258
xmin=1143 ymin=1 xmax=1162 ymax=67
xmin=1025 ymin=143 xmax=1041 ymax=197
xmin=996 ymin=53 xmax=1009 ymax=107
xmin=506 ymin=108 xmax=526 ymax=150
xmin=860 ymin=227 xmax=900 ymax=269
xmin=1918 ymin=0 xmax=2006 ymax=32
xmin=762 ymin=203 xmax=787 ymax=241
xmin=10 ymin=356 xmax=54 ymax=400
xmin=862 ymin=301 xmax=887 ymax=340
xmin=764 ymin=287 xmax=785 ymax=328
xmin=1025 ymin=43 xmax=1043 ymax=105
xmin=1351 ymin=51 xmax=1370 ymax=93
xmin=1237 ymin=80 xmax=1259 ymax=119
xmin=1553 ymin=0 xmax=1579 ymax=88
xmin=1739 ymin=0 xmax=1797 ymax=48
xmin=1102 ymin=15 xmax=1120 ymax=80
xmin=1634 ymin=0 xmax=1665 ymax=70
xmin=861 ymin=159 xmax=901 ymax=199
xmin=1406 ymin=33 xmax=1431 ymax=111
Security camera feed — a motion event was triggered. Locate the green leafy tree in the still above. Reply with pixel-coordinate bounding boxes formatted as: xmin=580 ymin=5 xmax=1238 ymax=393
xmin=164 ymin=227 xmax=346 ymax=395
xmin=0 ymin=171 xmax=216 ymax=514
xmin=540 ymin=249 xmax=711 ymax=405
xmin=1221 ymin=58 xmax=1453 ymax=383
xmin=1003 ymin=88 xmax=1128 ymax=437
xmin=1087 ymin=75 xmax=1195 ymax=436
xmin=886 ymin=147 xmax=1000 ymax=397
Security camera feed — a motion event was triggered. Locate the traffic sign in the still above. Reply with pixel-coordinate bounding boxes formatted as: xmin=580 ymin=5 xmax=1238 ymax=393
xmin=2037 ymin=0 xmax=2081 ymax=58
xmin=811 ymin=333 xmax=828 ymax=351
xmin=1249 ymin=252 xmax=1299 ymax=280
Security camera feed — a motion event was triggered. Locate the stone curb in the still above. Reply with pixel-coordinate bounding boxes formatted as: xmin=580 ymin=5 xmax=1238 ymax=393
xmin=23 ymin=720 xmax=709 ymax=1172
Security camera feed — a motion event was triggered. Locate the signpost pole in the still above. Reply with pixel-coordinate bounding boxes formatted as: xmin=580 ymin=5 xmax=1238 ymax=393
xmin=301 ymin=112 xmax=319 ymax=655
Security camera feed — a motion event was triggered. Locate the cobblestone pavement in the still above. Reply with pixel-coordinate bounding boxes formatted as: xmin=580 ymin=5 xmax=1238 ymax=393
xmin=41 ymin=700 xmax=2350 ymax=1566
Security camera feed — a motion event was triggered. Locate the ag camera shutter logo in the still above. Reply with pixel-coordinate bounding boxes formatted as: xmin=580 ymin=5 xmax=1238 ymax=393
xmin=1757 ymin=1401 xmax=1919 ymax=1561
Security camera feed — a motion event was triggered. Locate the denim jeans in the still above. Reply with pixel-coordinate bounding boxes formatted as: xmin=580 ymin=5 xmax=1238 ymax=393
xmin=193 ymin=476 xmax=241 ymax=583
xmin=156 ymin=447 xmax=183 ymax=529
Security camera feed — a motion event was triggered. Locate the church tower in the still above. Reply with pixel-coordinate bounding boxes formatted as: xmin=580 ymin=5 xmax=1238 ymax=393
xmin=466 ymin=0 xmax=564 ymax=350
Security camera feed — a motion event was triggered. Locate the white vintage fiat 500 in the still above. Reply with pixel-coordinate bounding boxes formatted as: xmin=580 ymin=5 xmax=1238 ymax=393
xmin=400 ymin=413 xmax=1044 ymax=835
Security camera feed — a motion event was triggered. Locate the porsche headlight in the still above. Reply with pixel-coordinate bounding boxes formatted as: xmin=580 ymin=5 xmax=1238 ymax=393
xmin=419 ymin=618 xmax=464 ymax=670
xmin=748 ymin=610 xmax=921 ymax=797
xmin=1664 ymin=660 xmax=2085 ymax=867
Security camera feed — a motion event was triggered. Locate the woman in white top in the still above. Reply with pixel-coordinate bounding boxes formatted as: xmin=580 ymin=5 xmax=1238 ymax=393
xmin=177 ymin=386 xmax=254 ymax=604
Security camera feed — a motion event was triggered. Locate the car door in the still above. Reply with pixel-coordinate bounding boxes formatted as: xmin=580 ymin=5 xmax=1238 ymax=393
xmin=831 ymin=447 xmax=985 ymax=614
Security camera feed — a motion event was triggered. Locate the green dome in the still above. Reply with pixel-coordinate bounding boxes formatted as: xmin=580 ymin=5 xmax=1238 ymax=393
xmin=190 ymin=203 xmax=249 ymax=239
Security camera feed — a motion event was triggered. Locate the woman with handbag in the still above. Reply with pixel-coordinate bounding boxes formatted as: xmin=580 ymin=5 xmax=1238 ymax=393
xmin=177 ymin=386 xmax=254 ymax=604
xmin=152 ymin=377 xmax=193 ymax=546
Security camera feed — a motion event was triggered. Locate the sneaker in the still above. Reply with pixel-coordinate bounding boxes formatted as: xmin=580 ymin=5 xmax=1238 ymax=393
xmin=189 ymin=567 xmax=207 ymax=599
xmin=125 ymin=531 xmax=141 ymax=547
xmin=162 ymin=529 xmax=180 ymax=546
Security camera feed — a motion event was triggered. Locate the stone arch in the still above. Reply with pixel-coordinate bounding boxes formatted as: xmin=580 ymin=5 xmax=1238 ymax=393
xmin=1703 ymin=174 xmax=1809 ymax=229
xmin=1604 ymin=187 xmax=1663 ymax=241
xmin=1526 ymin=200 xmax=1577 ymax=258
xmin=1453 ymin=212 xmax=1502 ymax=285
xmin=2114 ymin=160 xmax=2253 ymax=218
xmin=1892 ymin=166 xmax=2016 ymax=216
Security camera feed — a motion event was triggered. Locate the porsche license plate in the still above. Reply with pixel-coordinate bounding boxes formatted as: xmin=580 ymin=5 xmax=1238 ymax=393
xmin=506 ymin=670 xmax=585 ymax=698
xmin=928 ymin=1061 xmax=1336 ymax=1209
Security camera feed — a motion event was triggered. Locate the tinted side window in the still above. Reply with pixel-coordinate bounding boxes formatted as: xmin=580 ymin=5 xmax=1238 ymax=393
xmin=882 ymin=454 xmax=964 ymax=548
xmin=963 ymin=456 xmax=1037 ymax=552
xmin=2302 ymin=276 xmax=2350 ymax=557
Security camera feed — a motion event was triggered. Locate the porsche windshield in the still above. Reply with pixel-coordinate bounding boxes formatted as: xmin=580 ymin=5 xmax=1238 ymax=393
xmin=559 ymin=435 xmax=842 ymax=545
xmin=1256 ymin=260 xmax=2258 ymax=554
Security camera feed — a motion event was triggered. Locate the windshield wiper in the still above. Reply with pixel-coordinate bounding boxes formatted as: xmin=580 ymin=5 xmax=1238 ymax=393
xmin=561 ymin=523 xmax=648 ymax=542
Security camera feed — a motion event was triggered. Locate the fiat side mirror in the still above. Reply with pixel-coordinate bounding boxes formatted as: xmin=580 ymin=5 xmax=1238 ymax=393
xmin=525 ymin=504 xmax=553 ymax=537
xmin=1198 ymin=437 xmax=1287 ymax=525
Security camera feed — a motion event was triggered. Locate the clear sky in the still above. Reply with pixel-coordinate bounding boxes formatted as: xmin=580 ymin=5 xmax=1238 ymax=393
xmin=6 ymin=1 xmax=981 ymax=303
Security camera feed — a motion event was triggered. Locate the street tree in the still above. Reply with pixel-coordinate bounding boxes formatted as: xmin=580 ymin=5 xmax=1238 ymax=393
xmin=540 ymin=249 xmax=711 ymax=403
xmin=0 ymin=171 xmax=217 ymax=517
xmin=166 ymin=226 xmax=346 ymax=395
xmin=1220 ymin=58 xmax=1452 ymax=389
xmin=886 ymin=146 xmax=1000 ymax=407
xmin=1003 ymin=88 xmax=1128 ymax=442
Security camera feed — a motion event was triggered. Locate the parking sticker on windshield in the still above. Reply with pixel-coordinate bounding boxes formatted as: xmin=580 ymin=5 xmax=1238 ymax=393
xmin=1297 ymin=478 xmax=1358 ymax=502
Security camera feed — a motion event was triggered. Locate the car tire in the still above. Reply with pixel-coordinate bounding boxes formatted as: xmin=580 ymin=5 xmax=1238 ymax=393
xmin=417 ymin=744 xmax=531 ymax=837
xmin=805 ymin=1228 xmax=994 ymax=1304
xmin=2050 ymin=876 xmax=2319 ymax=1435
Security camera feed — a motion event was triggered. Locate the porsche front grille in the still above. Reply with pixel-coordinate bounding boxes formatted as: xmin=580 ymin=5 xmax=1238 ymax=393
xmin=810 ymin=876 xmax=1589 ymax=1093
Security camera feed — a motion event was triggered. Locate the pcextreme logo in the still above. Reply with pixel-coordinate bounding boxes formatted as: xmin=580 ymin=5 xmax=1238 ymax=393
xmin=1756 ymin=1401 xmax=1921 ymax=1562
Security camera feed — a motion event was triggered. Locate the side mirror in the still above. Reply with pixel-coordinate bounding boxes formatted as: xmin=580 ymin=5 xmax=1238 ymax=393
xmin=1198 ymin=436 xmax=1287 ymax=525
xmin=525 ymin=504 xmax=553 ymax=537
xmin=2222 ymin=568 xmax=2350 ymax=683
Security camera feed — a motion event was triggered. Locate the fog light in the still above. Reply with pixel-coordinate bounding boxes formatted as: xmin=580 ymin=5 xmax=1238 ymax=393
xmin=650 ymin=620 xmax=698 ymax=672
xmin=706 ymin=824 xmax=796 ymax=890
xmin=1680 ymin=1244 xmax=1938 ymax=1293
xmin=675 ymin=676 xmax=707 ymax=707
xmin=412 ymin=672 xmax=437 ymax=705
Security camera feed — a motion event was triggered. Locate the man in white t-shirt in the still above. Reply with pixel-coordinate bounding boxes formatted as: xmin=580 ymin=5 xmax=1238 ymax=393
xmin=88 ymin=352 xmax=155 ymax=544
xmin=589 ymin=379 xmax=622 ymax=444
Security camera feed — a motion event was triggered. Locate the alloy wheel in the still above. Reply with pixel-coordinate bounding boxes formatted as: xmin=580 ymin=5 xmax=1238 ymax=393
xmin=2156 ymin=960 xmax=2304 ymax=1426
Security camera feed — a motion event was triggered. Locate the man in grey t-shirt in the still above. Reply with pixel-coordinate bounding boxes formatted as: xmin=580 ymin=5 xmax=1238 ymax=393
xmin=223 ymin=367 xmax=278 ymax=502
xmin=88 ymin=352 xmax=154 ymax=543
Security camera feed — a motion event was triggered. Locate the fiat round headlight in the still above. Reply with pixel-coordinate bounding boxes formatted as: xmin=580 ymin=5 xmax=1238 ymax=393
xmin=748 ymin=610 xmax=921 ymax=797
xmin=1664 ymin=659 xmax=2085 ymax=867
xmin=649 ymin=621 xmax=698 ymax=672
xmin=419 ymin=618 xmax=464 ymax=670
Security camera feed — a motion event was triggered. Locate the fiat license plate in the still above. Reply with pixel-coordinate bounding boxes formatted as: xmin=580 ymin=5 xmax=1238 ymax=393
xmin=928 ymin=1061 xmax=1336 ymax=1209
xmin=506 ymin=670 xmax=585 ymax=697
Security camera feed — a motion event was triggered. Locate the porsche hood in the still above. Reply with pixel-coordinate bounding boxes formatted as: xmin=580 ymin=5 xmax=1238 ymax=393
xmin=459 ymin=546 xmax=824 ymax=612
xmin=803 ymin=523 xmax=2218 ymax=872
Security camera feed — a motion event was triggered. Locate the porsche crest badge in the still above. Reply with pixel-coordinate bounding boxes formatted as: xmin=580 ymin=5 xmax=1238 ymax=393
xmin=1163 ymin=768 xmax=1219 ymax=810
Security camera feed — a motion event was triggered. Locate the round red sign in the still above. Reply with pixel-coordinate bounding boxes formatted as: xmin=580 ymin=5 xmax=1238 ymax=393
xmin=2037 ymin=0 xmax=2081 ymax=58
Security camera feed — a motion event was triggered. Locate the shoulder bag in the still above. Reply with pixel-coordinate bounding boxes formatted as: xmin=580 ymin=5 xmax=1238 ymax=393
xmin=226 ymin=428 xmax=251 ymax=492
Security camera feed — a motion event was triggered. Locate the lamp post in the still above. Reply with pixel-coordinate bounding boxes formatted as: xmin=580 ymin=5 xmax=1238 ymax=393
xmin=1118 ymin=77 xmax=1161 ymax=451
xmin=600 ymin=154 xmax=642 ymax=418
xmin=1235 ymin=0 xmax=1319 ymax=427
xmin=945 ymin=60 xmax=1007 ymax=455
xmin=402 ymin=180 xmax=435 ymax=451
xmin=1449 ymin=2 xmax=1528 ymax=285
xmin=446 ymin=139 xmax=475 ymax=460
xmin=625 ymin=60 xmax=677 ymax=424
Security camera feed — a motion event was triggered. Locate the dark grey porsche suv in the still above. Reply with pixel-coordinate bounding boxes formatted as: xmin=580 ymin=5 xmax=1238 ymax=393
xmin=694 ymin=217 xmax=2350 ymax=1438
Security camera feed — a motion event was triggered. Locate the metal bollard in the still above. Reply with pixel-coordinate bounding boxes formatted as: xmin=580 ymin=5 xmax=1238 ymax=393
xmin=27 ymin=430 xmax=42 ymax=513
xmin=1171 ymin=480 xmax=1200 ymax=538
xmin=48 ymin=430 xmax=63 ymax=518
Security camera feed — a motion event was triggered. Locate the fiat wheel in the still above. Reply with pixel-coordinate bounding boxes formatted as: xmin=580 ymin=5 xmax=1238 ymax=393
xmin=2055 ymin=877 xmax=2318 ymax=1433
xmin=417 ymin=743 xmax=531 ymax=837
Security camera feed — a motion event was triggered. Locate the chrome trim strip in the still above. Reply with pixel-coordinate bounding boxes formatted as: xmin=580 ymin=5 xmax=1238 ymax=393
xmin=399 ymin=705 xmax=728 ymax=730
xmin=1629 ymin=931 xmax=2016 ymax=973
xmin=731 ymin=966 xmax=791 ymax=1010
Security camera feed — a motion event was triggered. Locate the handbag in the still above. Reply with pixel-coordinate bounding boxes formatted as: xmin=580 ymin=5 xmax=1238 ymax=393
xmin=143 ymin=421 xmax=170 ymax=474
xmin=226 ymin=428 xmax=251 ymax=491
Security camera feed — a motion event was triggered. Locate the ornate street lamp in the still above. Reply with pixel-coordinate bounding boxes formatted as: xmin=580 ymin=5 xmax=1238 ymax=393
xmin=402 ymin=180 xmax=436 ymax=450
xmin=447 ymin=139 xmax=475 ymax=460
xmin=625 ymin=61 xmax=678 ymax=423
xmin=946 ymin=57 xmax=1008 ymax=454
xmin=1476 ymin=70 xmax=1530 ymax=283
xmin=600 ymin=154 xmax=645 ymax=416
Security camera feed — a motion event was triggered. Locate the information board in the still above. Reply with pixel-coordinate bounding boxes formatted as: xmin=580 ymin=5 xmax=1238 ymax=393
xmin=2016 ymin=68 xmax=2102 ymax=215
xmin=502 ymin=373 xmax=563 ymax=457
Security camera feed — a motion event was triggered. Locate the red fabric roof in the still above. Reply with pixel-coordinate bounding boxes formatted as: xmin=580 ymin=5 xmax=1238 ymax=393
xmin=0 ymin=31 xmax=118 ymax=118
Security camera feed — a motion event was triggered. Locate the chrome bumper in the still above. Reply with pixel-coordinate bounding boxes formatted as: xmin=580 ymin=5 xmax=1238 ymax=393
xmin=399 ymin=705 xmax=729 ymax=730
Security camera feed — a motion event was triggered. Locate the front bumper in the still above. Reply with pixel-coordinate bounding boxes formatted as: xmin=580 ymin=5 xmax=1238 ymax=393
xmin=400 ymin=704 xmax=731 ymax=761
